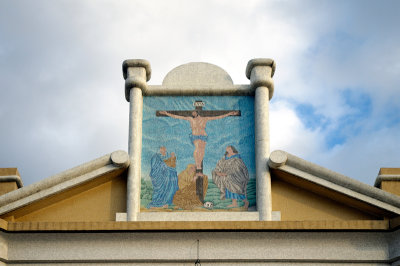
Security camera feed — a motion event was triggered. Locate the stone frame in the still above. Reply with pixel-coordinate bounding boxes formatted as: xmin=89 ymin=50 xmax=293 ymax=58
xmin=122 ymin=59 xmax=276 ymax=221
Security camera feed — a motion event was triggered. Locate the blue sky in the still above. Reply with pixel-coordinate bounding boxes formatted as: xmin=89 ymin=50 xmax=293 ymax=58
xmin=0 ymin=0 xmax=399 ymax=186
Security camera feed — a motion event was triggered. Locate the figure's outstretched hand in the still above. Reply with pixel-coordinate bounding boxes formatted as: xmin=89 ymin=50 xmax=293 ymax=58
xmin=159 ymin=110 xmax=167 ymax=115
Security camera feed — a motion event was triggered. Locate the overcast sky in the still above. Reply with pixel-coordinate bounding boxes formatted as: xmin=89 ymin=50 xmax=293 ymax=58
xmin=1 ymin=0 xmax=399 ymax=186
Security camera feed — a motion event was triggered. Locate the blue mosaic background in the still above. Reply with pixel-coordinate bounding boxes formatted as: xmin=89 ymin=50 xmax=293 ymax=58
xmin=142 ymin=96 xmax=255 ymax=181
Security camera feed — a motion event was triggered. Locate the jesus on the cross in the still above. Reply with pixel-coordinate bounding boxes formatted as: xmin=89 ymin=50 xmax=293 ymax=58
xmin=158 ymin=101 xmax=240 ymax=180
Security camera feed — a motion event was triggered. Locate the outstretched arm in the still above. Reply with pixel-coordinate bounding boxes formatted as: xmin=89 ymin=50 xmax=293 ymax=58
xmin=206 ymin=111 xmax=239 ymax=121
xmin=159 ymin=111 xmax=191 ymax=121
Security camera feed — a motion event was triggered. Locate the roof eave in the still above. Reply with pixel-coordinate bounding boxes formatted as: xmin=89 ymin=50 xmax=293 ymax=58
xmin=0 ymin=150 xmax=130 ymax=216
xmin=268 ymin=150 xmax=400 ymax=216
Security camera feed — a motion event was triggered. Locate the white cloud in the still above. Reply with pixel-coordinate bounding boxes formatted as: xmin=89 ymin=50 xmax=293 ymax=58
xmin=1 ymin=0 xmax=399 ymax=186
xmin=270 ymin=100 xmax=324 ymax=158
xmin=316 ymin=124 xmax=400 ymax=185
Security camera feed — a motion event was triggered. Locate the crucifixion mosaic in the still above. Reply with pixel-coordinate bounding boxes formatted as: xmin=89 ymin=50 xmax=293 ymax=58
xmin=141 ymin=96 xmax=256 ymax=212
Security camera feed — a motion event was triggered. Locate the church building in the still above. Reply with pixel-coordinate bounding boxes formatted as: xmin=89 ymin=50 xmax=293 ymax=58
xmin=1 ymin=59 xmax=400 ymax=265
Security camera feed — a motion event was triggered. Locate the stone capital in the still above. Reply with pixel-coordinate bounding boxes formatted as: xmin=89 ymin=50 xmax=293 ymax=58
xmin=268 ymin=150 xmax=288 ymax=168
xmin=111 ymin=150 xmax=130 ymax=168
xmin=122 ymin=59 xmax=152 ymax=101
xmin=246 ymin=58 xmax=276 ymax=99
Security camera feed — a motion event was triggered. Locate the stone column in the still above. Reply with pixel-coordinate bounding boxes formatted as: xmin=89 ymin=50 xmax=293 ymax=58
xmin=246 ymin=58 xmax=276 ymax=221
xmin=122 ymin=59 xmax=151 ymax=221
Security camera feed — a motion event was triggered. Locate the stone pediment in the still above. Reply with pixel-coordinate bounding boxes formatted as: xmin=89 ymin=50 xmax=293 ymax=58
xmin=0 ymin=151 xmax=129 ymax=222
xmin=269 ymin=150 xmax=400 ymax=218
xmin=1 ymin=59 xmax=399 ymax=224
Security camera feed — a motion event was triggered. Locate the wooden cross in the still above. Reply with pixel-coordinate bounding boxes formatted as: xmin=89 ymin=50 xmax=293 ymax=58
xmin=156 ymin=100 xmax=241 ymax=203
xmin=156 ymin=100 xmax=241 ymax=118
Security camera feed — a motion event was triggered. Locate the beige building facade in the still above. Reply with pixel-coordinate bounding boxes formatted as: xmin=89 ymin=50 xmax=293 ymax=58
xmin=1 ymin=59 xmax=400 ymax=265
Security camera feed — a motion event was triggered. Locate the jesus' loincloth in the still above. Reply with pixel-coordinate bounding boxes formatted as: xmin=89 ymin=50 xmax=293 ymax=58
xmin=189 ymin=133 xmax=208 ymax=144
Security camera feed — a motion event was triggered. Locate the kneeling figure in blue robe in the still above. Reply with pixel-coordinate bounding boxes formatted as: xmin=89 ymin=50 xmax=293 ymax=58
xmin=147 ymin=146 xmax=179 ymax=208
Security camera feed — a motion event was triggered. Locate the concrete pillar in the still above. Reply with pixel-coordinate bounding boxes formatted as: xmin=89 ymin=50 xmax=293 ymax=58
xmin=122 ymin=59 xmax=151 ymax=221
xmin=246 ymin=58 xmax=276 ymax=221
